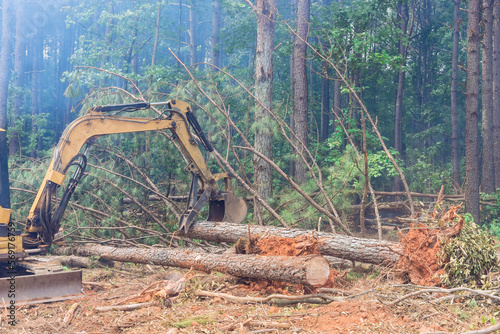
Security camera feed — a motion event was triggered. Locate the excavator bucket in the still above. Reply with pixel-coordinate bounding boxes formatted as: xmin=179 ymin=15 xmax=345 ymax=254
xmin=208 ymin=192 xmax=247 ymax=224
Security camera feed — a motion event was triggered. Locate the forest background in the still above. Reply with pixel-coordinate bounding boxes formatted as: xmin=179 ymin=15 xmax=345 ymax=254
xmin=0 ymin=0 xmax=498 ymax=244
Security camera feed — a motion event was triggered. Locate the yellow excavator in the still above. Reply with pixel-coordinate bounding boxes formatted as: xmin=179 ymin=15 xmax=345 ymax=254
xmin=0 ymin=99 xmax=247 ymax=303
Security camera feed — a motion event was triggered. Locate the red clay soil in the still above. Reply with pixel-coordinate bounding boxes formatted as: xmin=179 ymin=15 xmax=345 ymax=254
xmin=397 ymin=206 xmax=464 ymax=286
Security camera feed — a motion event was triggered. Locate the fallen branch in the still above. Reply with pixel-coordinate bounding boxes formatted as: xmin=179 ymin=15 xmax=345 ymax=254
xmin=195 ymin=290 xmax=342 ymax=304
xmin=461 ymin=323 xmax=500 ymax=334
xmin=374 ymin=191 xmax=463 ymax=199
xmin=34 ymin=255 xmax=91 ymax=268
xmin=62 ymin=302 xmax=79 ymax=326
xmin=95 ymin=301 xmax=157 ymax=312
xmin=388 ymin=287 xmax=500 ymax=306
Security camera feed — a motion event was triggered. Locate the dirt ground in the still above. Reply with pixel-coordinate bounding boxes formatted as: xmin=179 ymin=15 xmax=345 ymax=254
xmin=1 ymin=262 xmax=498 ymax=334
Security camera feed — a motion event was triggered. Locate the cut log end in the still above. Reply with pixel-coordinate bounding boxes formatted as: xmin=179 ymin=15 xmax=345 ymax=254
xmin=305 ymin=256 xmax=330 ymax=287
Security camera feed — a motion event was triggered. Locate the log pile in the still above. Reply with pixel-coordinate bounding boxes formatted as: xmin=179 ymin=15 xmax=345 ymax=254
xmin=56 ymin=206 xmax=494 ymax=288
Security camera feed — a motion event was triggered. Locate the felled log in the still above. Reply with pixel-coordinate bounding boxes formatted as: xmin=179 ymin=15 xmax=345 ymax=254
xmin=374 ymin=191 xmax=463 ymax=199
xmin=31 ymin=255 xmax=91 ymax=268
xmin=180 ymin=221 xmax=400 ymax=265
xmin=96 ymin=302 xmax=156 ymax=312
xmin=59 ymin=244 xmax=330 ymax=287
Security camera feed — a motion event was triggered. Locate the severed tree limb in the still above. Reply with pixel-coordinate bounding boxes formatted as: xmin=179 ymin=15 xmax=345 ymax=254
xmin=36 ymin=255 xmax=91 ymax=268
xmin=272 ymin=11 xmax=416 ymax=216
xmin=195 ymin=290 xmax=342 ymax=305
xmin=212 ymin=150 xmax=289 ymax=228
xmin=62 ymin=302 xmax=79 ymax=327
xmin=333 ymin=109 xmax=382 ymax=239
xmin=235 ymin=146 xmax=352 ymax=235
xmin=171 ymin=50 xmax=347 ymax=234
xmin=461 ymin=324 xmax=500 ymax=334
xmin=388 ymin=287 xmax=500 ymax=306
xmin=95 ymin=301 xmax=157 ymax=312
xmin=374 ymin=191 xmax=463 ymax=199
xmin=100 ymin=178 xmax=171 ymax=235
xmin=88 ymin=162 xmax=182 ymax=215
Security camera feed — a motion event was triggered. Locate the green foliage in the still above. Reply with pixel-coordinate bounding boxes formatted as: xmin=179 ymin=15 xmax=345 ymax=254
xmin=481 ymin=191 xmax=500 ymax=237
xmin=440 ymin=214 xmax=498 ymax=288
xmin=405 ymin=153 xmax=454 ymax=194
xmin=170 ymin=314 xmax=216 ymax=328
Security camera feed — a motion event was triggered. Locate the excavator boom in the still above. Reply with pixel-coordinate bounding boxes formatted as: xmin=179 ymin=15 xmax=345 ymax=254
xmin=0 ymin=99 xmax=247 ymax=304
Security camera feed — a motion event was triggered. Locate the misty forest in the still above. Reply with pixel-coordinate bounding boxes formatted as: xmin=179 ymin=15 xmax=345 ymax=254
xmin=2 ymin=0 xmax=500 ymax=332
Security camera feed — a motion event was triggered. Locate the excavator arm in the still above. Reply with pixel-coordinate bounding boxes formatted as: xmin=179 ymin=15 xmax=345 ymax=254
xmin=23 ymin=99 xmax=246 ymax=248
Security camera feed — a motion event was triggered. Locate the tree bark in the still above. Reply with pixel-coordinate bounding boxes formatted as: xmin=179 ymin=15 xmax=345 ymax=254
xmin=9 ymin=0 xmax=26 ymax=156
xmin=180 ymin=221 xmax=400 ymax=265
xmin=482 ymin=0 xmax=495 ymax=193
xmin=30 ymin=37 xmax=42 ymax=158
xmin=493 ymin=2 xmax=500 ymax=188
xmin=0 ymin=0 xmax=13 ymax=133
xmin=333 ymin=71 xmax=341 ymax=133
xmin=210 ymin=0 xmax=221 ymax=70
xmin=392 ymin=2 xmax=409 ymax=192
xmin=151 ymin=0 xmax=162 ymax=68
xmin=451 ymin=0 xmax=461 ymax=189
xmin=0 ymin=5 xmax=9 ymax=209
xmin=177 ymin=0 xmax=183 ymax=69
xmin=293 ymin=0 xmax=310 ymax=184
xmin=253 ymin=0 xmax=277 ymax=204
xmin=60 ymin=244 xmax=330 ymax=287
xmin=465 ymin=0 xmax=482 ymax=223
xmin=43 ymin=255 xmax=91 ymax=268
xmin=189 ymin=3 xmax=197 ymax=66
xmin=320 ymin=62 xmax=330 ymax=141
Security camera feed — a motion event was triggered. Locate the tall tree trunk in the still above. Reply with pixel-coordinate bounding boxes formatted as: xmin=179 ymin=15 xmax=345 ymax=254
xmin=482 ymin=0 xmax=495 ymax=193
xmin=62 ymin=25 xmax=75 ymax=131
xmin=293 ymin=0 xmax=310 ymax=184
xmin=392 ymin=2 xmax=409 ymax=193
xmin=189 ymin=2 xmax=197 ymax=66
xmin=289 ymin=0 xmax=297 ymax=178
xmin=333 ymin=71 xmax=341 ymax=133
xmin=451 ymin=0 xmax=461 ymax=189
xmin=151 ymin=0 xmax=162 ymax=68
xmin=30 ymin=37 xmax=42 ymax=158
xmin=0 ymin=0 xmax=13 ymax=133
xmin=210 ymin=0 xmax=221 ymax=70
xmin=0 ymin=0 xmax=13 ymax=209
xmin=320 ymin=62 xmax=330 ymax=142
xmin=9 ymin=0 xmax=26 ymax=156
xmin=493 ymin=1 xmax=500 ymax=188
xmin=253 ymin=0 xmax=277 ymax=213
xmin=465 ymin=0 xmax=481 ymax=223
xmin=177 ymin=0 xmax=183 ymax=69
xmin=148 ymin=0 xmax=162 ymax=90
